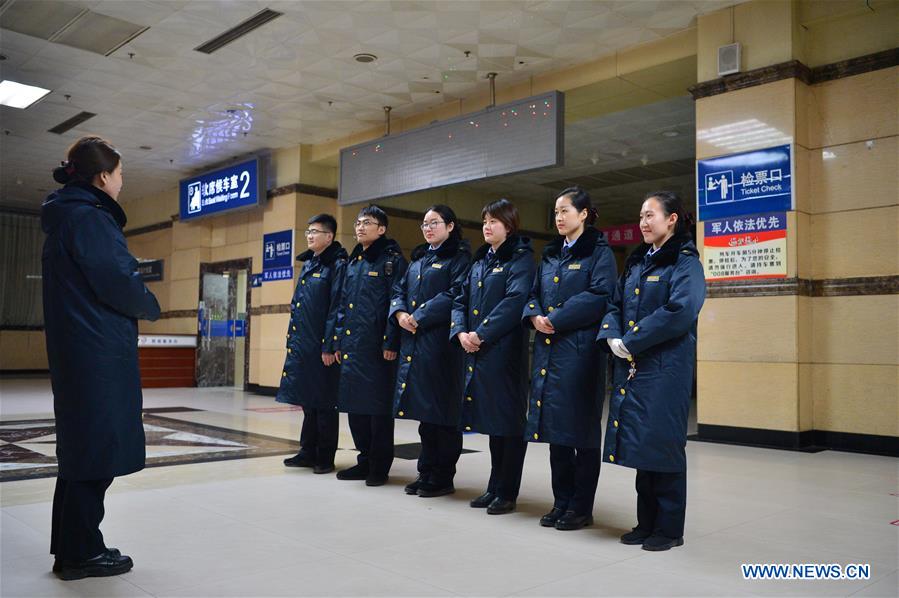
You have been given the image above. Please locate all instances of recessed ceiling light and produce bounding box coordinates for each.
[661,130,679,138]
[0,80,51,109]
[353,53,377,63]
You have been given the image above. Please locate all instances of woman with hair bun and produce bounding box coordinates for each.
[598,190,706,552]
[42,136,160,580]
[522,186,617,531]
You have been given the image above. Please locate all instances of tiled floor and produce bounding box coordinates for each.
[1,376,896,597]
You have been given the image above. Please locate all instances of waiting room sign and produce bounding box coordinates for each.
[179,158,263,221]
[697,145,792,221]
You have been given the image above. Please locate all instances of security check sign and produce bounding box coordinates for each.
[697,145,793,221]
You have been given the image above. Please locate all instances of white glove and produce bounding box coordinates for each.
[607,338,632,360]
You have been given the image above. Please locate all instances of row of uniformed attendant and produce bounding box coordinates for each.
[277,188,705,551]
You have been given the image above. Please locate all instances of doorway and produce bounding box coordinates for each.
[197,258,251,388]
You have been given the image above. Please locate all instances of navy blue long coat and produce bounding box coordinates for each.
[390,237,470,425]
[276,241,347,409]
[41,183,160,481]
[597,235,705,473]
[521,227,617,448]
[336,236,407,416]
[453,236,535,436]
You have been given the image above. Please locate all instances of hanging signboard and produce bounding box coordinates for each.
[703,212,787,281]
[697,144,792,221]
[179,157,263,221]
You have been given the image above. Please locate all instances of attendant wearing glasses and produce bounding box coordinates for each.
[522,186,617,531]
[334,206,407,486]
[453,199,535,514]
[278,214,347,474]
[391,205,471,497]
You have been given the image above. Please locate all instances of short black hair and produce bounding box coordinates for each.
[358,205,388,228]
[308,213,336,234]
[425,204,462,243]
[481,198,520,235]
[644,190,689,237]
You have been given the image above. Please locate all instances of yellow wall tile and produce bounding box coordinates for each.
[126,228,171,261]
[808,136,899,214]
[806,67,899,148]
[697,361,802,431]
[168,278,200,311]
[811,295,899,366]
[698,295,800,363]
[697,8,735,83]
[799,0,899,67]
[810,363,898,436]
[810,206,898,279]
[170,248,210,282]
[260,279,294,306]
[263,193,297,234]
[617,29,697,76]
[137,317,195,335]
[249,315,262,350]
[798,361,814,430]
[0,331,47,370]
[259,313,291,351]
[795,210,812,280]
[695,78,795,160]
[172,220,212,250]
[258,348,288,388]
[733,0,796,72]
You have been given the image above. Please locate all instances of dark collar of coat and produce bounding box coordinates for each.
[474,234,524,262]
[625,233,697,269]
[296,241,346,266]
[543,226,602,259]
[68,182,127,229]
[410,235,466,262]
[349,235,401,263]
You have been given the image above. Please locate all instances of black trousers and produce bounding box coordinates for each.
[299,407,339,466]
[549,445,601,515]
[486,435,527,500]
[50,477,113,562]
[636,469,687,539]
[417,422,463,487]
[348,413,395,476]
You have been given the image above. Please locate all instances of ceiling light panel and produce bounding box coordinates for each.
[0,79,51,108]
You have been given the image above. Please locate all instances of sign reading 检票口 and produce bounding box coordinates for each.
[697,144,792,221]
[703,212,787,281]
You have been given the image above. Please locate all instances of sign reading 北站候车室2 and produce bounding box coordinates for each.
[179,158,263,221]
[261,230,293,282]
[697,145,792,221]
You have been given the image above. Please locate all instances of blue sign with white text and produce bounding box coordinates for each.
[179,158,262,221]
[263,267,293,282]
[697,144,792,220]
[263,230,293,271]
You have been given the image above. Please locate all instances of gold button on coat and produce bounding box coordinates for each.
[466,396,472,402]
[533,433,539,440]
[412,301,417,307]
[614,420,619,427]
[465,426,472,431]
[478,281,483,287]
[628,320,635,326]
[545,338,551,345]
[620,388,626,395]
[406,356,412,362]
[473,309,479,315]
[401,383,406,389]
[609,455,615,462]
[547,306,554,312]
[553,276,559,283]
[536,400,541,407]
[349,303,354,309]
[634,288,640,295]
[602,323,609,329]
[468,366,473,372]
[343,354,348,360]
[633,326,639,332]
[346,330,351,335]
[398,411,404,416]
[540,368,546,376]
[529,303,535,309]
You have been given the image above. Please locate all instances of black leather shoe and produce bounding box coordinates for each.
[539,507,565,527]
[405,476,426,495]
[555,511,593,530]
[486,497,516,515]
[54,548,120,573]
[469,491,495,508]
[417,482,455,497]
[365,473,388,487]
[283,452,314,468]
[56,549,133,581]
[313,464,335,474]
[336,464,369,480]
[642,535,684,551]
[620,528,652,545]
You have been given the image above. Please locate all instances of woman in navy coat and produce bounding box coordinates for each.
[277,213,347,474]
[334,206,407,486]
[391,205,471,498]
[522,186,617,531]
[42,137,159,579]
[597,191,706,552]
[453,199,535,514]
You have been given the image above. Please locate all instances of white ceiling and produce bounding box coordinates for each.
[0,0,738,211]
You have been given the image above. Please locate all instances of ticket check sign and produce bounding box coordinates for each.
[697,144,793,221]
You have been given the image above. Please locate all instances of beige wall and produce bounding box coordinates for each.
[0,331,47,370]
[696,1,898,438]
